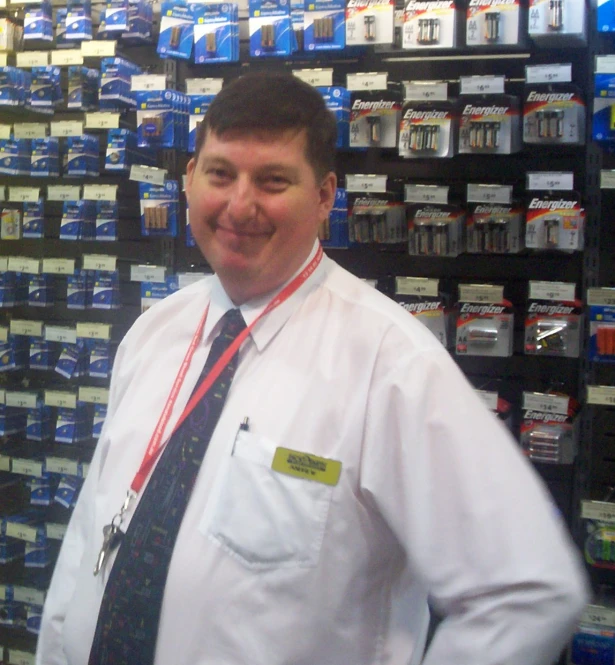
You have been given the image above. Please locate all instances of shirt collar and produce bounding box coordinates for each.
[204,240,328,352]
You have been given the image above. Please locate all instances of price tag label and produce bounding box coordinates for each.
[460,75,505,95]
[9,459,43,480]
[0,50,6,63]
[13,123,47,140]
[0,124,11,140]
[9,321,43,337]
[0,585,7,600]
[525,63,572,85]
[13,586,44,606]
[395,277,439,297]
[81,40,116,57]
[345,174,388,193]
[347,72,388,92]
[466,184,512,205]
[587,385,615,407]
[522,391,569,415]
[129,165,167,186]
[85,112,119,130]
[82,184,118,201]
[0,327,7,343]
[527,172,574,191]
[47,186,81,202]
[46,522,67,540]
[185,77,224,95]
[131,265,167,282]
[0,258,7,272]
[44,326,77,344]
[476,390,498,411]
[0,388,3,404]
[82,254,117,272]
[16,51,49,68]
[292,69,333,87]
[459,284,504,304]
[131,74,167,91]
[588,288,615,306]
[45,457,79,476]
[5,391,38,409]
[581,604,615,629]
[8,187,40,203]
[50,120,84,137]
[403,80,448,102]
[404,184,449,204]
[81,462,90,477]
[51,49,84,66]
[0,455,10,472]
[7,650,36,665]
[42,258,75,275]
[582,501,615,524]
[44,391,77,409]
[76,323,111,341]
[596,56,615,74]
[177,272,208,288]
[7,257,40,274]
[601,170,615,189]
[529,281,576,301]
[78,387,109,404]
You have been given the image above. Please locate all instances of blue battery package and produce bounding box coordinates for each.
[188,94,215,152]
[22,200,44,238]
[0,404,26,436]
[55,475,82,508]
[68,66,99,110]
[192,2,239,63]
[98,0,129,35]
[0,67,29,107]
[100,57,141,108]
[304,0,345,51]
[29,476,53,506]
[31,137,59,177]
[158,0,194,59]
[140,275,179,311]
[26,404,54,442]
[0,139,30,175]
[29,339,56,370]
[0,335,28,370]
[93,404,107,438]
[95,200,118,240]
[66,134,99,177]
[55,8,68,45]
[321,187,349,248]
[593,71,615,145]
[29,66,62,109]
[92,270,121,310]
[105,128,156,171]
[65,0,93,40]
[317,86,349,147]
[55,403,91,444]
[60,200,96,240]
[67,270,93,309]
[136,90,188,149]
[87,339,111,377]
[140,180,179,237]
[23,0,53,41]
[598,0,615,32]
[28,274,54,308]
[249,0,292,57]
[123,0,154,43]
[55,340,85,378]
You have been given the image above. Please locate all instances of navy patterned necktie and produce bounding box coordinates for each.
[88,308,247,665]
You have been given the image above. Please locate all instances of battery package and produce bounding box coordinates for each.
[587,288,615,363]
[140,181,179,237]
[520,395,579,464]
[303,0,345,50]
[528,0,586,45]
[593,61,615,145]
[24,1,53,42]
[525,192,585,252]
[466,0,525,46]
[321,187,349,249]
[459,95,521,154]
[402,0,460,49]
[399,101,456,158]
[394,276,450,347]
[407,203,465,257]
[598,0,615,32]
[318,86,351,148]
[523,85,585,146]
[345,0,395,46]
[524,292,583,358]
[249,0,292,57]
[347,191,406,244]
[192,2,239,63]
[350,89,402,149]
[467,202,524,253]
[157,0,194,59]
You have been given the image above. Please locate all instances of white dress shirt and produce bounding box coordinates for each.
[37,243,589,665]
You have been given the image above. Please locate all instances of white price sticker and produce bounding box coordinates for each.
[0,258,8,272]
[51,49,84,66]
[130,165,167,186]
[13,123,47,140]
[8,187,40,203]
[522,391,569,415]
[186,78,224,95]
[581,605,615,629]
[42,258,75,275]
[0,124,11,140]
[0,389,3,404]
[460,75,505,95]
[582,502,615,524]
[82,184,118,201]
[529,281,576,302]
[0,585,7,600]
[45,457,79,476]
[131,74,167,91]
[395,277,439,297]
[44,391,77,409]
[527,172,574,191]
[81,40,116,57]
[13,586,44,606]
[82,462,90,477]
[44,326,77,344]
[347,72,388,92]
[525,63,572,85]
[0,52,6,64]
[47,186,81,202]
[292,69,333,87]
[85,112,119,130]
[459,284,504,304]
[345,174,388,193]
[466,184,512,205]
[46,522,68,540]
[7,257,40,274]
[588,288,615,306]
[5,391,38,409]
[403,80,448,102]
[7,650,36,665]
[601,170,615,189]
[82,254,117,272]
[9,460,43,481]
[0,327,7,343]
[596,56,615,74]
[76,323,111,341]
[16,51,49,68]
[177,272,208,288]
[587,386,615,407]
[0,455,10,472]
[50,120,83,137]
[404,184,449,204]
[476,390,498,411]
[131,265,167,283]
[9,321,43,337]
[78,387,109,404]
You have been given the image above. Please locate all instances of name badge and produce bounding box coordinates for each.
[272,447,342,486]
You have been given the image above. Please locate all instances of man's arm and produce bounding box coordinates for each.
[361,344,589,665]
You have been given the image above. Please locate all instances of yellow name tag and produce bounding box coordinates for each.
[272,448,342,486]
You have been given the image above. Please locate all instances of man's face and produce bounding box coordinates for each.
[185,128,336,304]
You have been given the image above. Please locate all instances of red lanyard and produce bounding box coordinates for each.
[130,245,324,495]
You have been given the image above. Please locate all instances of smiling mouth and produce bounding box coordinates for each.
[215,224,271,239]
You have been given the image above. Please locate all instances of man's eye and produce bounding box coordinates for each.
[262,176,289,189]
[207,168,231,180]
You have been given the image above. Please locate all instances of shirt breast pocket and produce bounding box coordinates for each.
[201,430,334,570]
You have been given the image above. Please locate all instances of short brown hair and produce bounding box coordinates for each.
[193,72,338,181]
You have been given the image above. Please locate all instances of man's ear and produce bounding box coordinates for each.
[185,158,196,205]
[319,171,337,220]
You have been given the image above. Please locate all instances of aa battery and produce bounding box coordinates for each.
[417,17,439,44]
[534,110,565,138]
[364,14,376,41]
[144,205,169,230]
[314,16,334,42]
[473,218,510,253]
[468,121,501,149]
[549,0,563,30]
[261,23,275,48]
[408,124,440,151]
[484,12,500,42]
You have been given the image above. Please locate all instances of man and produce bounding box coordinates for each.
[37,72,588,665]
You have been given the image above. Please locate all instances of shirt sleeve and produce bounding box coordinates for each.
[360,344,590,665]
[35,340,127,665]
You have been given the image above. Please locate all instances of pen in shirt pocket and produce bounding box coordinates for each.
[231,417,250,454]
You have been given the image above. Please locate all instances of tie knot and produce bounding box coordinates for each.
[220,308,246,339]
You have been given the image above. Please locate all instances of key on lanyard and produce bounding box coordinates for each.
[94,523,123,576]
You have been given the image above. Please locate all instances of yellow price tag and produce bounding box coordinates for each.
[271,448,341,486]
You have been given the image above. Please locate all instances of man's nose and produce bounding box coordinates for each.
[227,177,257,223]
